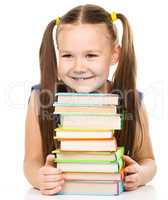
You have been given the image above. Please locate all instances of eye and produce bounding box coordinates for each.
[62,54,72,58]
[86,54,98,58]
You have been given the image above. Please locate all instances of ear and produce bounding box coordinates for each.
[58,75,61,81]
[57,73,61,81]
[110,44,121,65]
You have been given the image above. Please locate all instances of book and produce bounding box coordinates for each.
[52,92,125,195]
[58,180,124,195]
[54,104,117,113]
[56,158,123,173]
[59,113,123,130]
[52,147,124,161]
[54,127,114,139]
[58,138,117,152]
[63,171,124,181]
[55,92,119,106]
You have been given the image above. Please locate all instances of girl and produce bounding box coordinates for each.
[24,4,157,195]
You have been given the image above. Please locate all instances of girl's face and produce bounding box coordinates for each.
[57,23,119,93]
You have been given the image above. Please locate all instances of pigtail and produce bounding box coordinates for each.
[38,20,59,161]
[36,5,143,161]
[112,14,141,156]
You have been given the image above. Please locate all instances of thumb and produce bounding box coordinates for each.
[122,155,136,165]
[45,154,55,167]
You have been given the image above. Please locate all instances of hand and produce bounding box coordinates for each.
[38,154,64,195]
[123,155,143,191]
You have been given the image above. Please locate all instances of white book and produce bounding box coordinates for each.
[55,129,114,139]
[59,138,117,152]
[60,114,122,130]
[57,162,120,173]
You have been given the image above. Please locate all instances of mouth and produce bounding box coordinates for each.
[70,76,95,80]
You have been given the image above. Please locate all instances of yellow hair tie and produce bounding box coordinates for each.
[55,17,61,25]
[111,12,117,22]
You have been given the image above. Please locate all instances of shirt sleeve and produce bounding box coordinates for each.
[132,101,155,162]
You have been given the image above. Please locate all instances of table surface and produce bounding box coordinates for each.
[0,180,162,200]
[24,185,158,200]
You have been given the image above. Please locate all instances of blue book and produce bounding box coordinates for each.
[54,92,119,106]
[57,180,124,196]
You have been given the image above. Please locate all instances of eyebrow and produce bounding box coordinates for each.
[59,50,102,53]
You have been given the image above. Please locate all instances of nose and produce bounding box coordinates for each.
[73,57,86,75]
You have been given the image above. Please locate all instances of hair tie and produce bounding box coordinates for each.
[55,17,61,25]
[111,12,117,22]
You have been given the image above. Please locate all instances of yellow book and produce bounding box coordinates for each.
[54,128,114,139]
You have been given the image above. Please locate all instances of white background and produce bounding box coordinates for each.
[0,0,167,199]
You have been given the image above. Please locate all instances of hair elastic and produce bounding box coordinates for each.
[55,17,61,25]
[111,12,117,22]
[55,12,117,25]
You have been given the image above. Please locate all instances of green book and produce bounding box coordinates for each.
[52,147,124,162]
[55,158,124,173]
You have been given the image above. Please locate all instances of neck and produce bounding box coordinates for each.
[95,80,112,93]
[65,80,113,93]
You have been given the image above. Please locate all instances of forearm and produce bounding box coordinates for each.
[138,159,157,186]
[23,159,43,189]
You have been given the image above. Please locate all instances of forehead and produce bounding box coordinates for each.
[57,24,111,50]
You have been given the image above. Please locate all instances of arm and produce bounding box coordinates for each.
[123,102,157,191]
[23,90,44,188]
[138,158,157,186]
[23,90,64,195]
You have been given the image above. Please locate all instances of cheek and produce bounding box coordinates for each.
[92,63,110,76]
[58,61,71,75]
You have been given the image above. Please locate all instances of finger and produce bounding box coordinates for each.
[125,174,138,183]
[42,180,64,190]
[124,165,138,174]
[42,168,62,175]
[124,181,137,189]
[124,186,138,191]
[122,155,137,165]
[45,154,55,167]
[41,186,62,195]
[43,174,64,182]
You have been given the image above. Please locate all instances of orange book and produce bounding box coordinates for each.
[63,171,124,181]
[54,105,116,113]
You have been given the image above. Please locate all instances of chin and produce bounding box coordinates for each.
[75,88,93,93]
[72,86,95,93]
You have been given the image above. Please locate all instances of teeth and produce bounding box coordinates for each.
[72,77,93,80]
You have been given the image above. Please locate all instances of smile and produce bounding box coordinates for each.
[71,76,95,80]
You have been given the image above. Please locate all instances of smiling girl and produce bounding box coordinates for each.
[24,4,157,195]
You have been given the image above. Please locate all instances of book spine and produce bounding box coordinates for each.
[54,158,116,163]
[118,159,124,172]
[59,112,121,116]
[56,138,115,141]
[119,181,124,194]
[55,92,118,96]
[55,128,114,132]
[54,102,118,106]
[115,147,124,161]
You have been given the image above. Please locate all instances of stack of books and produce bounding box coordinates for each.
[52,92,124,195]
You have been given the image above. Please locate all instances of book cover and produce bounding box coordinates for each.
[52,147,124,162]
[55,92,119,106]
[59,114,123,130]
[58,180,124,195]
[54,127,114,139]
[54,104,117,113]
[58,138,117,152]
[63,171,124,181]
[55,158,124,173]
